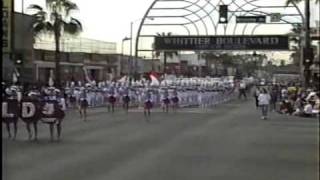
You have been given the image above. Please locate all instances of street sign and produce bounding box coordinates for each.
[154,35,289,51]
[270,13,282,22]
[236,16,266,23]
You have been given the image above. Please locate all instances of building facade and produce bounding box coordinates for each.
[2,12,126,84]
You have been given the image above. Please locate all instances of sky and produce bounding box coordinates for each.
[15,0,153,54]
[15,0,320,62]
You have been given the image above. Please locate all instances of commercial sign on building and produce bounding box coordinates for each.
[2,0,12,53]
[236,16,266,23]
[154,35,289,51]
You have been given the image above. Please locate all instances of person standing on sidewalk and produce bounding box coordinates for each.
[258,88,271,120]
[270,86,278,112]
[238,80,247,100]
[253,86,260,109]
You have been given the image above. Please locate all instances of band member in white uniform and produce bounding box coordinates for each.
[143,89,153,118]
[168,88,178,112]
[108,85,116,113]
[160,87,170,113]
[121,86,130,112]
[79,87,88,121]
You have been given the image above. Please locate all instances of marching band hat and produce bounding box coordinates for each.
[5,88,12,95]
[28,92,38,96]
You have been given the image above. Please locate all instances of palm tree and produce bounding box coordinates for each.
[154,32,178,74]
[219,53,236,75]
[29,0,82,87]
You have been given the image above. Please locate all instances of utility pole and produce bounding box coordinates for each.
[304,0,312,88]
[197,51,202,77]
[129,22,133,78]
[22,0,24,14]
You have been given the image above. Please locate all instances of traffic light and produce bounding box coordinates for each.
[219,5,228,23]
[303,47,314,66]
[14,53,23,65]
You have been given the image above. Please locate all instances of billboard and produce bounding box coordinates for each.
[2,0,13,53]
[154,35,289,51]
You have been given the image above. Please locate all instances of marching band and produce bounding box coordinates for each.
[2,75,253,141]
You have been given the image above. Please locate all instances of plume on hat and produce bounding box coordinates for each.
[48,69,54,87]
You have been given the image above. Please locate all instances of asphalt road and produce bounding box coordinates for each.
[2,99,319,180]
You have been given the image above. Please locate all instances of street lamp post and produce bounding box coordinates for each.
[22,0,24,14]
[122,37,130,75]
[127,18,154,79]
[197,51,202,77]
[130,22,133,77]
[304,0,312,88]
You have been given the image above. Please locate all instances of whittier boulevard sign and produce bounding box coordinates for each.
[154,35,289,51]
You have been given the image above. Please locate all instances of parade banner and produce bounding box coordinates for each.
[41,100,64,123]
[2,99,19,123]
[2,99,65,123]
[154,35,289,51]
[2,0,13,53]
[20,99,42,122]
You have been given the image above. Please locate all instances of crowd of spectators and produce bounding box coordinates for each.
[255,83,319,118]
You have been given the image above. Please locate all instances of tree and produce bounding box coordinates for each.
[287,24,303,66]
[220,53,236,75]
[280,59,286,66]
[202,52,223,75]
[29,0,82,87]
[154,32,178,74]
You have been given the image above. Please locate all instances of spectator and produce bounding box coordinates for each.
[300,101,314,117]
[253,87,260,109]
[270,87,278,112]
[258,88,271,120]
[278,100,294,115]
[281,86,288,101]
[292,97,304,116]
[238,80,247,100]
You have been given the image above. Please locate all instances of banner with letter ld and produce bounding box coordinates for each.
[154,35,289,51]
[2,99,65,124]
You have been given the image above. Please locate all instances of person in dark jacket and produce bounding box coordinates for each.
[270,87,278,112]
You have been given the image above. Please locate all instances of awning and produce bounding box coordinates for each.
[34,61,83,68]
